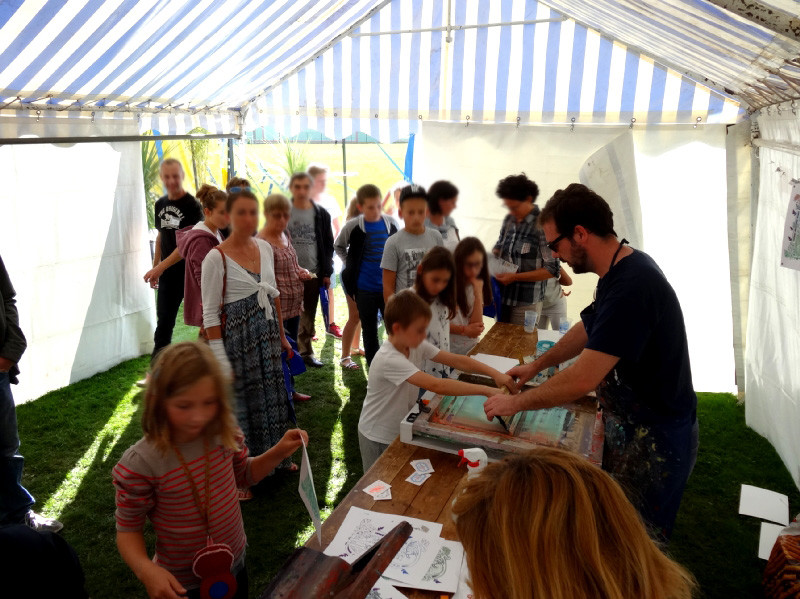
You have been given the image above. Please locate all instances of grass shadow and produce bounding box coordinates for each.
[338,357,367,503]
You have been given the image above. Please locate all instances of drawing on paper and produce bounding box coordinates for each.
[391,536,431,571]
[782,183,800,271]
[341,519,387,559]
[422,545,452,583]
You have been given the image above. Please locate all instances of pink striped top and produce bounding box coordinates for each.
[113,434,254,589]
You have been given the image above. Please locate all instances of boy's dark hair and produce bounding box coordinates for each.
[414,246,457,319]
[356,184,382,205]
[384,289,432,333]
[539,183,617,238]
[398,183,428,206]
[289,172,313,187]
[427,180,459,215]
[454,237,492,318]
[495,173,539,203]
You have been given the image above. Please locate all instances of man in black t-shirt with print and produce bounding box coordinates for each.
[143,159,202,366]
[485,183,699,541]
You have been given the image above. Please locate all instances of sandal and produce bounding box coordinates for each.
[350,347,365,356]
[340,357,361,370]
[238,488,253,502]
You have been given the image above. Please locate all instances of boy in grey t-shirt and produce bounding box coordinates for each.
[380,185,443,303]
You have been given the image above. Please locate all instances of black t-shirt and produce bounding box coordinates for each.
[154,193,202,266]
[581,249,697,426]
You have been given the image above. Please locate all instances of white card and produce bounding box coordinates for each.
[366,578,408,599]
[374,487,392,500]
[406,472,432,486]
[364,480,391,498]
[385,538,465,593]
[324,506,443,564]
[739,484,790,526]
[471,353,520,375]
[297,439,322,545]
[410,459,434,473]
[758,522,784,560]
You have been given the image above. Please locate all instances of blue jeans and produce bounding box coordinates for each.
[0,371,34,525]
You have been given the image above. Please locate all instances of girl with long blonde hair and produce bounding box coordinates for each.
[452,447,696,599]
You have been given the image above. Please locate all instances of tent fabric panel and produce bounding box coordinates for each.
[249,0,742,141]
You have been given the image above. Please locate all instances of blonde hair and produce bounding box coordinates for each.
[263,193,291,216]
[143,342,239,454]
[346,197,360,220]
[452,448,697,599]
[307,163,328,178]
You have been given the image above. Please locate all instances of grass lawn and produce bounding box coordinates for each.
[15,289,800,597]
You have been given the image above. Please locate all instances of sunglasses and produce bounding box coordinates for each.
[547,233,569,253]
[228,186,251,193]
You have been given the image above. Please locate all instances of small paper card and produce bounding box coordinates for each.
[758,522,784,560]
[364,480,391,499]
[410,459,434,473]
[298,439,322,544]
[739,484,790,526]
[374,487,392,500]
[406,472,432,486]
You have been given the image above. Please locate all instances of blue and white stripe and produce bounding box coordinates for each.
[250,0,745,141]
[4,0,798,139]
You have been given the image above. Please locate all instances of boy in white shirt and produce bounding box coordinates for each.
[358,289,518,471]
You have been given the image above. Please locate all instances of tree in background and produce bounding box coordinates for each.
[185,127,211,187]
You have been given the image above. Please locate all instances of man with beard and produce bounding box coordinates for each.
[484,183,699,542]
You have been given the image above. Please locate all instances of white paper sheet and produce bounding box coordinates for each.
[758,522,784,560]
[391,538,465,593]
[470,353,519,375]
[381,530,449,585]
[324,507,443,564]
[297,439,322,544]
[366,578,409,599]
[739,484,790,526]
[452,555,474,599]
[536,329,563,344]
[780,182,800,271]
[487,255,519,277]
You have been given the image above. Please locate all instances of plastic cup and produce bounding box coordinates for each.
[558,317,572,335]
[524,310,539,333]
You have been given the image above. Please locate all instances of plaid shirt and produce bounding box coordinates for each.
[493,205,560,306]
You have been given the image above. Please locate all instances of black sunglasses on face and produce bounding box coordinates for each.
[547,233,569,253]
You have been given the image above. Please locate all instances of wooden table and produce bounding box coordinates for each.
[302,322,542,598]
[306,439,467,599]
[468,321,539,362]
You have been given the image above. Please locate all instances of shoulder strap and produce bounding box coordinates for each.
[215,247,227,307]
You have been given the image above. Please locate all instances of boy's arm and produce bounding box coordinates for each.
[117,531,186,599]
[333,220,353,261]
[249,429,308,483]
[382,269,396,304]
[433,350,517,392]
[407,371,497,398]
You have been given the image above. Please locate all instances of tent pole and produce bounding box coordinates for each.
[342,138,349,208]
[227,138,235,178]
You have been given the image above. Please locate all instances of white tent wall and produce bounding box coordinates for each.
[745,112,800,487]
[413,121,736,392]
[0,118,155,404]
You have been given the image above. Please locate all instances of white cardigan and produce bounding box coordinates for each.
[201,239,281,329]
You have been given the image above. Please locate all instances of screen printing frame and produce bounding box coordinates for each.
[400,393,604,465]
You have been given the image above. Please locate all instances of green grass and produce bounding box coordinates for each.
[15,296,800,597]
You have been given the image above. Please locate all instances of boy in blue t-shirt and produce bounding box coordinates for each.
[335,184,398,365]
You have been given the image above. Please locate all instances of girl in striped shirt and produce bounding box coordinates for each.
[113,342,308,599]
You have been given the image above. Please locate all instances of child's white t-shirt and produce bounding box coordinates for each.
[358,339,441,445]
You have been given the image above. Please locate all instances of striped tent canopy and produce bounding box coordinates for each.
[1,0,798,140]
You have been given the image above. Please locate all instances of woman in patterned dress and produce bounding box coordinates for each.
[201,187,297,474]
[257,193,314,401]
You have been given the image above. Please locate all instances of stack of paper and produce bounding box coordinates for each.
[324,506,471,595]
[738,484,791,560]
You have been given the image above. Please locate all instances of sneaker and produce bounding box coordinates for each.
[25,510,63,533]
[327,323,343,338]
